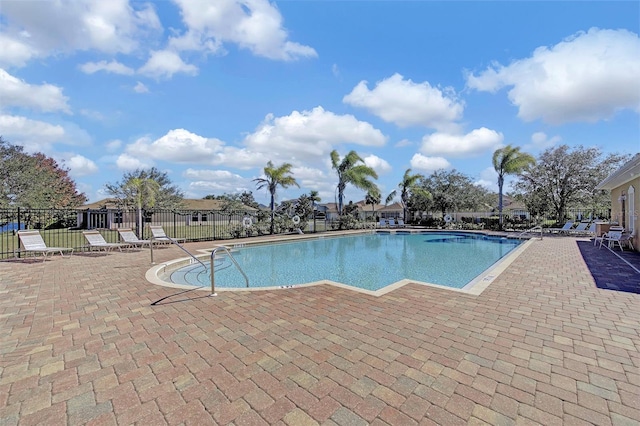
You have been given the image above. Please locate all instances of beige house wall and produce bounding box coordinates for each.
[609,176,639,251]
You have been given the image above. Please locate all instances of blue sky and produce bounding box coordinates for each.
[1,1,639,206]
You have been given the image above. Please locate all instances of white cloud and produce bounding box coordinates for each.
[133,81,149,93]
[0,115,91,153]
[80,109,106,121]
[122,108,387,174]
[126,129,224,162]
[184,169,251,196]
[420,127,503,158]
[244,106,387,163]
[0,69,71,113]
[0,115,65,149]
[394,139,413,148]
[363,154,392,175]
[138,50,198,79]
[79,60,134,75]
[290,166,328,191]
[65,154,99,176]
[0,0,161,66]
[0,33,38,67]
[475,167,498,191]
[171,0,317,61]
[183,169,245,181]
[116,153,153,170]
[343,73,464,130]
[467,28,640,124]
[409,154,451,173]
[525,132,562,152]
[105,139,122,152]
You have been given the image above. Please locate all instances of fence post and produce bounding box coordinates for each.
[17,207,22,258]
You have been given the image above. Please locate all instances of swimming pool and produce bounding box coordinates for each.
[159,232,525,292]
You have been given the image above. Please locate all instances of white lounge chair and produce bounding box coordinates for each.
[549,221,574,234]
[397,219,405,227]
[117,228,152,248]
[388,218,397,228]
[149,225,185,244]
[378,219,387,228]
[569,221,590,235]
[82,230,131,252]
[17,230,73,261]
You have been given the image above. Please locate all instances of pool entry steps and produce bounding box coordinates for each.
[210,246,249,295]
[149,234,249,296]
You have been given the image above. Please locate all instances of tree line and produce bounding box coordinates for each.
[1,136,629,234]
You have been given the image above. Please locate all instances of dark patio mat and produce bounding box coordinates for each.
[577,240,640,294]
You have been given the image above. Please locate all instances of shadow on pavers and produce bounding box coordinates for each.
[576,240,640,294]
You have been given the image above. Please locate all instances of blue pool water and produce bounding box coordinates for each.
[168,232,522,291]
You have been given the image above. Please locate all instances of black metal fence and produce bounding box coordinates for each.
[0,208,330,259]
[411,207,612,231]
[1,207,612,259]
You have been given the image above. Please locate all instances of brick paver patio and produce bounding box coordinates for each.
[1,236,639,425]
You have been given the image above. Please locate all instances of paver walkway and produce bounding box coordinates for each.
[1,236,639,425]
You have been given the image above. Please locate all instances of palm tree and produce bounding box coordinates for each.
[386,168,426,223]
[123,177,160,237]
[492,145,535,229]
[308,190,321,232]
[308,190,321,216]
[365,188,381,222]
[330,150,378,216]
[253,161,299,234]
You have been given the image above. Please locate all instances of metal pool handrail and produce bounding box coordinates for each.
[210,246,249,296]
[149,236,208,271]
[516,225,543,240]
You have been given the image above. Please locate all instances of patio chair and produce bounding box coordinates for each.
[149,225,185,244]
[17,230,73,261]
[378,219,387,228]
[569,221,590,236]
[594,225,623,246]
[117,228,152,248]
[599,229,634,251]
[82,230,131,252]
[549,220,574,234]
[397,219,405,227]
[388,218,397,228]
[585,222,597,237]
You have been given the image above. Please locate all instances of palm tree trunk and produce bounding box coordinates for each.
[498,175,504,230]
[270,192,275,234]
[137,202,143,238]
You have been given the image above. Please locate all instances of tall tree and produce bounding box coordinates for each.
[0,137,87,208]
[386,168,428,222]
[330,150,378,216]
[365,188,381,220]
[105,167,184,235]
[128,177,160,237]
[253,161,299,234]
[514,145,629,223]
[205,192,259,211]
[106,168,183,210]
[308,190,321,217]
[417,169,492,217]
[492,145,535,229]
